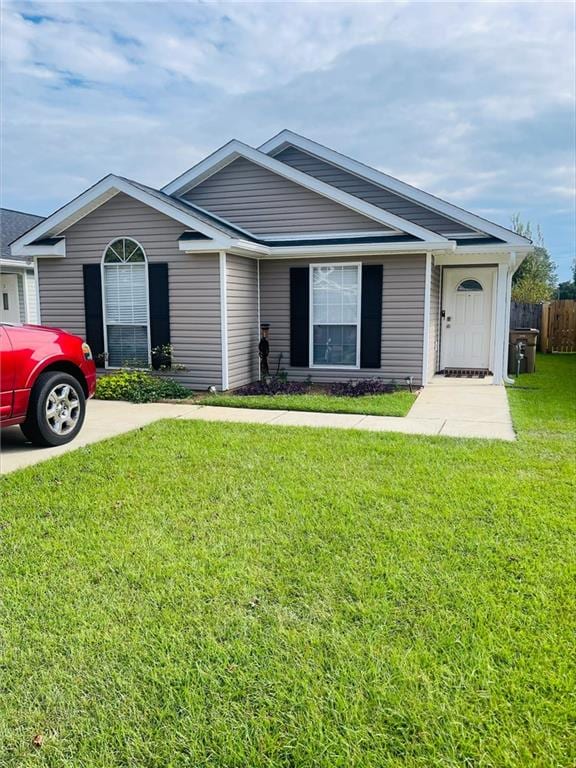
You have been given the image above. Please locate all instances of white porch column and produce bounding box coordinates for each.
[219,251,229,391]
[492,263,509,384]
[421,252,432,385]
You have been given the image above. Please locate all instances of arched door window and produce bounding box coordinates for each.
[102,238,149,367]
[457,279,483,292]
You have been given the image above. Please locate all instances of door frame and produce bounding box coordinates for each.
[0,273,21,324]
[439,265,498,372]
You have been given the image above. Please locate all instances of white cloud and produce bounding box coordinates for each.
[1,0,574,276]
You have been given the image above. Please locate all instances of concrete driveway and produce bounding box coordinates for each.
[0,399,198,475]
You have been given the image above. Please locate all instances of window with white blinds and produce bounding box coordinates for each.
[102,239,149,367]
[310,264,361,367]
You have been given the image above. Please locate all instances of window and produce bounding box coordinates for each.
[310,264,361,367]
[457,279,483,292]
[102,238,149,367]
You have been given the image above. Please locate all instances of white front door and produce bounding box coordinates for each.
[0,274,21,324]
[441,267,495,370]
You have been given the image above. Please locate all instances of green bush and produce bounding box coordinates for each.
[95,371,191,403]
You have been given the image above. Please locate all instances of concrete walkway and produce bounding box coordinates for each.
[0,380,514,474]
[407,376,515,441]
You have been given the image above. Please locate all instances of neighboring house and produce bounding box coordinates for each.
[10,130,533,389]
[1,208,44,324]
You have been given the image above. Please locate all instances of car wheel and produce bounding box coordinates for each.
[21,371,86,447]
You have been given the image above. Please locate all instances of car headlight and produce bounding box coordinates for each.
[82,342,93,361]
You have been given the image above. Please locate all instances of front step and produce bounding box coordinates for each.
[441,368,492,379]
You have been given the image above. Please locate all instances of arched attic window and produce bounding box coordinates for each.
[102,238,149,367]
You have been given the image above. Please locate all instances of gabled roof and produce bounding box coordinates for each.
[161,140,448,243]
[1,207,44,260]
[9,175,262,257]
[258,130,531,247]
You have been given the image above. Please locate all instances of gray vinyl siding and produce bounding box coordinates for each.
[259,254,426,386]
[226,254,259,389]
[275,146,477,236]
[37,192,222,390]
[182,157,392,236]
[428,264,441,380]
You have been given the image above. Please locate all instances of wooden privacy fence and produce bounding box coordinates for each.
[510,301,542,331]
[510,300,576,352]
[540,300,576,353]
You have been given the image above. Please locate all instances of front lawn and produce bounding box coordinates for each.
[200,389,416,416]
[1,355,574,767]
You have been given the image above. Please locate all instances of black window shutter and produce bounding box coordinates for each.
[82,264,105,363]
[148,263,171,352]
[289,267,309,367]
[360,264,383,368]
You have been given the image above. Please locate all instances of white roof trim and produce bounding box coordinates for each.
[259,130,531,246]
[161,140,447,242]
[179,239,456,259]
[10,175,235,256]
[0,258,34,269]
[179,238,268,256]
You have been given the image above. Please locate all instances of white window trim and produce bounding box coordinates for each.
[309,262,362,370]
[101,237,151,370]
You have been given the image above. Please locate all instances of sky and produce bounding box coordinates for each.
[1,0,575,279]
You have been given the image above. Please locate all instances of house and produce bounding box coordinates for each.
[1,208,43,324]
[10,130,532,390]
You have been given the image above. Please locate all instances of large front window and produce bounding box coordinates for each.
[311,264,361,367]
[103,238,149,368]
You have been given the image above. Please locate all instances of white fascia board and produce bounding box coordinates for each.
[180,239,454,260]
[161,140,241,196]
[259,130,531,247]
[436,245,532,267]
[161,140,446,242]
[9,175,234,255]
[263,240,455,259]
[179,238,268,256]
[0,258,33,269]
[11,240,66,258]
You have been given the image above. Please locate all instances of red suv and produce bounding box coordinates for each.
[0,323,96,447]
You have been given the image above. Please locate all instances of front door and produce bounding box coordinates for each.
[441,267,495,370]
[0,274,21,324]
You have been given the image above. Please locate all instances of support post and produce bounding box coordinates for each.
[219,251,229,391]
[492,262,509,384]
[421,252,432,386]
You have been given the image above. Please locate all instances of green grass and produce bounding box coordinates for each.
[199,389,416,417]
[1,354,574,767]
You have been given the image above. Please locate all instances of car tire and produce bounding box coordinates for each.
[20,371,86,447]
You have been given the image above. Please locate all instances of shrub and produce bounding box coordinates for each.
[329,378,397,397]
[235,376,310,396]
[95,371,191,403]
